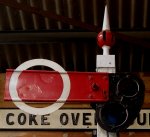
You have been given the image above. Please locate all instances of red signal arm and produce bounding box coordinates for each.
[4,69,109,102]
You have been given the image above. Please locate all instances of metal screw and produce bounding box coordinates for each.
[92,83,99,91]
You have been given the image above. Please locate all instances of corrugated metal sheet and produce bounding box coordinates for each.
[0,0,149,31]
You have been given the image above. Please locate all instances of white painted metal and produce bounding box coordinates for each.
[96,55,116,137]
[96,5,117,137]
[102,45,110,55]
[96,55,115,73]
[102,6,110,31]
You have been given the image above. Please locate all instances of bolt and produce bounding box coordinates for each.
[103,90,108,99]
[88,94,94,99]
[103,76,108,80]
[92,83,99,91]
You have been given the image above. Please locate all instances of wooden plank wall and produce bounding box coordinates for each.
[0,73,150,137]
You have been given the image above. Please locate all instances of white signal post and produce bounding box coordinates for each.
[96,5,117,137]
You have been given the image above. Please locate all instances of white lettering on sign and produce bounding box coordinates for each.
[0,109,149,130]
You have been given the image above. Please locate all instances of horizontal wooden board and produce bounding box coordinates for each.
[0,109,96,130]
[0,108,149,130]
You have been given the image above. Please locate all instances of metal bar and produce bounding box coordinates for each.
[0,32,97,43]
[26,45,32,59]
[93,0,98,26]
[71,43,77,70]
[5,6,15,30]
[96,5,117,137]
[15,44,22,64]
[5,70,109,102]
[118,0,122,28]
[60,43,66,68]
[79,0,85,22]
[37,43,44,70]
[0,31,150,46]
[141,48,144,71]
[118,45,123,72]
[83,43,88,71]
[67,0,73,29]
[129,46,133,72]
[29,0,38,30]
[17,0,27,30]
[49,43,55,61]
[55,0,62,29]
[42,0,50,30]
[3,45,11,67]
[0,9,3,30]
[143,0,148,28]
[130,0,135,28]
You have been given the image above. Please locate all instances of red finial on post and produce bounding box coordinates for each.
[97,5,115,55]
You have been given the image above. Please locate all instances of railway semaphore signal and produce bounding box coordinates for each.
[4,4,145,137]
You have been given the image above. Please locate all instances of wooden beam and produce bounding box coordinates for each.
[0,32,97,44]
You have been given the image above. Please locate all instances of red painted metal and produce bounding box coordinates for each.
[97,30,115,48]
[4,69,109,102]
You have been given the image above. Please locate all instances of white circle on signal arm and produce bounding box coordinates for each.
[9,59,71,115]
